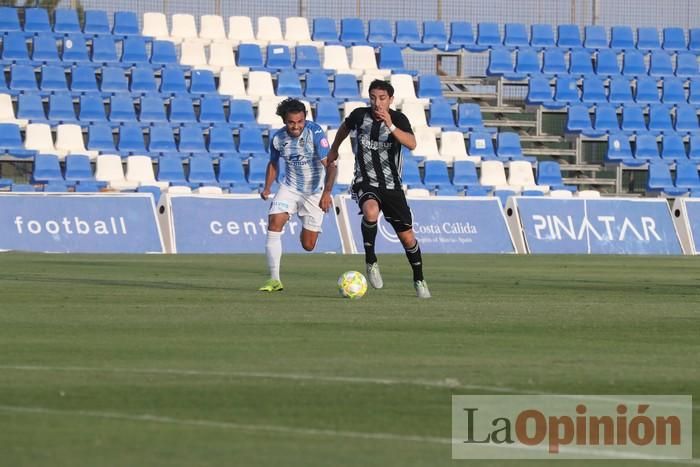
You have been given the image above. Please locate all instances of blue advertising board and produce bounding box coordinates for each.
[340,196,515,254]
[168,195,343,253]
[0,193,163,253]
[684,200,700,254]
[516,197,682,255]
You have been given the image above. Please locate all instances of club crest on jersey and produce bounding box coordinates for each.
[320,138,329,148]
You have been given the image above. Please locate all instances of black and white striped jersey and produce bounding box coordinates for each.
[344,107,414,190]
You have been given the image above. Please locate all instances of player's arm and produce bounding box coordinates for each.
[326,121,350,165]
[389,123,416,151]
[319,158,336,212]
[261,147,280,200]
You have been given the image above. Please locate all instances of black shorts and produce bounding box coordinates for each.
[351,182,413,233]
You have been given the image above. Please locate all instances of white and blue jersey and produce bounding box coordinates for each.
[269,121,330,194]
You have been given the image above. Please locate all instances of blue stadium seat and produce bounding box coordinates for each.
[148,123,177,153]
[177,125,207,154]
[610,26,634,50]
[691,135,700,161]
[64,154,96,184]
[529,24,555,49]
[608,77,634,105]
[368,19,394,47]
[79,94,107,123]
[31,33,60,63]
[32,154,64,184]
[648,103,674,133]
[661,77,686,104]
[595,49,620,76]
[43,181,70,192]
[417,74,445,101]
[40,64,69,93]
[423,20,450,50]
[160,66,188,96]
[168,96,197,125]
[605,132,636,165]
[553,76,580,106]
[138,95,167,124]
[113,11,140,37]
[333,73,360,100]
[451,160,481,190]
[1,32,30,63]
[622,49,647,77]
[634,132,661,161]
[581,76,607,104]
[396,20,430,51]
[312,18,339,44]
[566,103,593,134]
[449,21,476,51]
[468,131,496,160]
[117,123,147,154]
[121,37,150,66]
[150,40,178,66]
[675,161,700,190]
[340,18,367,46]
[662,27,686,51]
[476,22,500,49]
[70,65,98,94]
[11,184,38,192]
[91,36,119,65]
[636,27,661,52]
[74,181,103,192]
[400,156,424,188]
[649,50,674,77]
[541,48,567,76]
[276,70,303,97]
[265,44,293,71]
[83,10,111,37]
[593,103,621,135]
[660,133,687,161]
[9,64,39,94]
[187,155,219,186]
[0,7,21,34]
[569,49,595,77]
[423,160,453,191]
[378,44,416,75]
[428,100,457,130]
[100,66,128,94]
[486,48,512,76]
[189,69,217,96]
[557,24,582,48]
[526,76,554,107]
[54,9,80,35]
[690,78,700,104]
[634,76,660,104]
[647,161,686,194]
[156,155,187,185]
[304,71,331,99]
[48,93,77,122]
[584,25,608,49]
[87,123,117,153]
[246,154,269,189]
[61,34,90,64]
[217,156,248,187]
[130,65,158,95]
[675,104,699,133]
[503,23,528,49]
[676,52,699,78]
[294,45,324,73]
[537,161,575,191]
[621,104,647,133]
[108,94,136,124]
[238,127,267,156]
[237,43,264,69]
[314,98,340,127]
[690,28,700,55]
[0,123,36,158]
[228,99,257,127]
[24,8,51,35]
[496,132,526,161]
[208,126,239,156]
[199,96,227,126]
[457,103,490,133]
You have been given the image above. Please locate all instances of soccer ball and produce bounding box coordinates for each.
[337,271,368,299]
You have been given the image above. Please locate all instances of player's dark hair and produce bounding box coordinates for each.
[276,97,307,119]
[368,79,394,97]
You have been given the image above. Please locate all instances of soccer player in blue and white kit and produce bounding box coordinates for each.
[259,98,336,292]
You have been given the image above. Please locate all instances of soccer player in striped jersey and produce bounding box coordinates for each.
[325,80,431,298]
[259,98,336,292]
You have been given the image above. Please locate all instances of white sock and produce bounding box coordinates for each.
[266,230,283,281]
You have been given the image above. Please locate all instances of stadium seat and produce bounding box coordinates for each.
[1,32,30,63]
[0,7,21,34]
[78,94,107,123]
[476,22,501,49]
[156,155,187,186]
[171,13,199,44]
[396,20,431,51]
[662,27,686,51]
[423,20,451,50]
[32,33,60,64]
[479,160,510,191]
[285,17,323,49]
[0,123,36,157]
[91,36,119,65]
[636,27,661,52]
[648,104,674,134]
[113,11,140,37]
[486,48,513,76]
[503,23,529,49]
[525,76,554,107]
[70,65,99,94]
[9,64,39,94]
[452,160,483,191]
[294,45,324,72]
[206,40,241,73]
[675,103,700,133]
[608,77,634,105]
[622,49,647,77]
[87,123,117,154]
[130,65,158,95]
[621,104,647,133]
[142,12,170,42]
[199,15,226,44]
[218,69,248,100]
[649,50,674,77]
[150,40,178,66]
[675,161,700,190]
[660,133,687,161]
[314,98,341,128]
[553,76,580,106]
[95,154,139,190]
[378,44,416,76]
[557,24,582,48]
[126,154,169,189]
[117,123,147,154]
[661,77,686,104]
[449,21,476,51]
[198,96,227,126]
[138,96,167,124]
[496,132,527,161]
[423,160,453,192]
[159,66,188,96]
[390,74,425,108]
[56,123,96,159]
[238,127,267,156]
[566,103,593,134]
[400,157,424,188]
[690,28,700,55]
[351,45,390,78]
[256,97,284,128]
[368,19,394,47]
[647,161,686,195]
[32,154,64,184]
[178,125,207,154]
[439,131,473,164]
[333,73,360,100]
[83,10,111,37]
[48,93,77,122]
[690,135,700,161]
[595,49,620,76]
[593,103,621,135]
[100,66,128,94]
[109,94,137,124]
[217,156,248,188]
[304,71,332,100]
[53,8,80,35]
[605,132,636,165]
[468,132,496,161]
[508,160,546,192]
[0,93,27,127]
[148,123,177,153]
[428,100,457,130]
[237,43,264,70]
[189,69,218,96]
[168,96,197,125]
[246,70,275,103]
[179,40,210,70]
[457,103,491,133]
[541,48,567,76]
[228,16,258,46]
[581,76,607,104]
[208,126,239,156]
[64,154,96,184]
[24,122,56,155]
[569,49,595,77]
[61,34,90,64]
[40,64,69,93]
[676,52,700,78]
[258,16,293,48]
[246,155,270,190]
[339,18,367,46]
[537,160,576,191]
[530,24,555,49]
[634,132,661,161]
[690,78,700,104]
[635,76,660,104]
[24,8,51,35]
[312,18,339,44]
[265,44,293,71]
[584,25,608,49]
[610,26,634,50]
[227,99,257,127]
[417,74,446,101]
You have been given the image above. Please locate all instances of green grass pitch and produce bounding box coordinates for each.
[0,253,698,466]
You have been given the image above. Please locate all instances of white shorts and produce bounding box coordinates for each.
[268,184,324,232]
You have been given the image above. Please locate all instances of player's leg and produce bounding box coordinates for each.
[260,212,288,292]
[298,191,324,251]
[352,184,383,288]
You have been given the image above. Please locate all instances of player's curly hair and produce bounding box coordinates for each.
[368,79,394,97]
[276,97,307,119]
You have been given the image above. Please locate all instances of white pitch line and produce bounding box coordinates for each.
[0,365,697,412]
[0,405,697,464]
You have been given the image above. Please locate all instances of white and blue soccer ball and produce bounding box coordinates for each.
[338,271,368,299]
